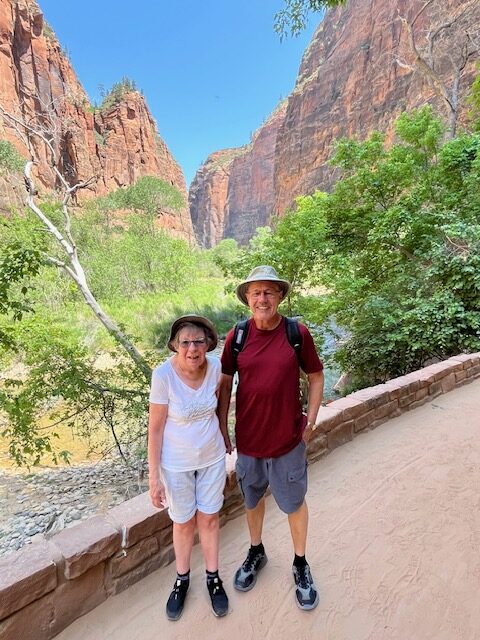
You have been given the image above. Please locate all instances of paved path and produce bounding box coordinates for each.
[58,380,480,640]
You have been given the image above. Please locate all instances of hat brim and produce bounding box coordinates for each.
[236,280,291,306]
[167,315,218,352]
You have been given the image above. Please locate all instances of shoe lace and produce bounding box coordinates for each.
[208,577,225,596]
[172,579,187,598]
[243,548,262,572]
[295,566,311,590]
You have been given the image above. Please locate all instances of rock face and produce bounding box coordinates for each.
[0,0,193,241]
[190,102,287,247]
[190,0,479,246]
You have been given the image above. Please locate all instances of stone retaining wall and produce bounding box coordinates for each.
[1,352,479,640]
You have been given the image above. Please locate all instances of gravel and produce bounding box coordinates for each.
[0,460,149,557]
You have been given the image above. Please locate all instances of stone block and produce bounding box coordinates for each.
[307,433,328,456]
[225,469,238,492]
[106,492,170,548]
[398,391,416,409]
[50,563,107,636]
[0,564,106,640]
[428,380,443,397]
[354,409,376,432]
[349,384,391,410]
[157,525,173,548]
[0,540,57,621]
[415,387,429,402]
[403,370,430,389]
[107,550,167,596]
[315,405,344,433]
[428,362,460,381]
[223,504,246,522]
[449,353,480,369]
[408,396,429,411]
[50,515,120,580]
[441,372,456,394]
[466,364,480,378]
[109,536,159,578]
[373,399,399,421]
[455,370,467,384]
[0,594,55,640]
[327,395,366,420]
[327,421,354,450]
[386,374,421,395]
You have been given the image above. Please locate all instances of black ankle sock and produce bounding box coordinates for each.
[251,542,265,555]
[293,554,307,568]
[206,569,219,581]
[177,570,190,583]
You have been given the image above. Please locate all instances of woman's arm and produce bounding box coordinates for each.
[148,402,168,508]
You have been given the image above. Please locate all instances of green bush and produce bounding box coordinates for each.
[0,140,25,173]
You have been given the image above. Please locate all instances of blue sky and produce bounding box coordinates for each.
[39,1,321,186]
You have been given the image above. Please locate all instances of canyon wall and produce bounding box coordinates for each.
[191,0,479,246]
[0,0,193,240]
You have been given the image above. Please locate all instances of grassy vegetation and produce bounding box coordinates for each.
[0,140,25,173]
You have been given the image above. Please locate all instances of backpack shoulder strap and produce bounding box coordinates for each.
[232,319,250,372]
[285,317,303,367]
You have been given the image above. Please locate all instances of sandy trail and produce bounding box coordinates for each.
[57,380,480,640]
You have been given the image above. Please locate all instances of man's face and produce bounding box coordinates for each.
[245,280,283,324]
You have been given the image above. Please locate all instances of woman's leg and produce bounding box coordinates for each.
[173,516,196,574]
[196,511,220,572]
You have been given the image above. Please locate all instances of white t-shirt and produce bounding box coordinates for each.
[149,355,225,472]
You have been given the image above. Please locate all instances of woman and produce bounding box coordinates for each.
[148,314,232,621]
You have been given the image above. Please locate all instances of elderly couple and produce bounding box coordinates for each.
[148,266,324,621]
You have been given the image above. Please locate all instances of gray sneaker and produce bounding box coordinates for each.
[292,564,319,610]
[233,547,268,592]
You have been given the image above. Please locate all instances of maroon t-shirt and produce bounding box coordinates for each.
[221,317,323,458]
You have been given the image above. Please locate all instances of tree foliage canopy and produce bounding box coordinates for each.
[217,106,480,388]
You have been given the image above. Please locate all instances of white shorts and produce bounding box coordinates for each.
[161,458,226,524]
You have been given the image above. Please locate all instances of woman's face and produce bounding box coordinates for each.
[175,326,209,370]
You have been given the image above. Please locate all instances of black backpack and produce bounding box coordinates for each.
[231,316,303,372]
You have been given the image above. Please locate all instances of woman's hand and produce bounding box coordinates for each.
[149,475,167,509]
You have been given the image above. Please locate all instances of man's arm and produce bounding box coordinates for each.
[217,373,234,454]
[303,370,324,443]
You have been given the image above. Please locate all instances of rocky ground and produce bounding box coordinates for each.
[0,460,149,558]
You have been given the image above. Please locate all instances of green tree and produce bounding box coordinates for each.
[219,107,480,388]
[315,107,480,385]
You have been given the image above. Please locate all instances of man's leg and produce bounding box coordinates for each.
[287,499,308,555]
[246,496,266,545]
[234,456,269,592]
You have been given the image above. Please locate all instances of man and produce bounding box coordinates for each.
[218,265,324,611]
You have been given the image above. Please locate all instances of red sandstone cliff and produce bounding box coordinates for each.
[190,0,479,246]
[0,0,193,241]
[189,102,287,247]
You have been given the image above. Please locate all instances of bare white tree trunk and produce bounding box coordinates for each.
[1,104,152,382]
[22,162,152,380]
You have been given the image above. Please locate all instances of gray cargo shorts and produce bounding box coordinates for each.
[235,439,308,514]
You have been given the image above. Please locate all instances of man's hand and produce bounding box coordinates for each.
[149,476,167,509]
[302,421,318,444]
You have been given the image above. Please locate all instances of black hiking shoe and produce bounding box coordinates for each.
[166,578,189,621]
[292,563,319,610]
[207,576,229,617]
[233,547,268,592]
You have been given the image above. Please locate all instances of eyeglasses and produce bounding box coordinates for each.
[178,339,207,349]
